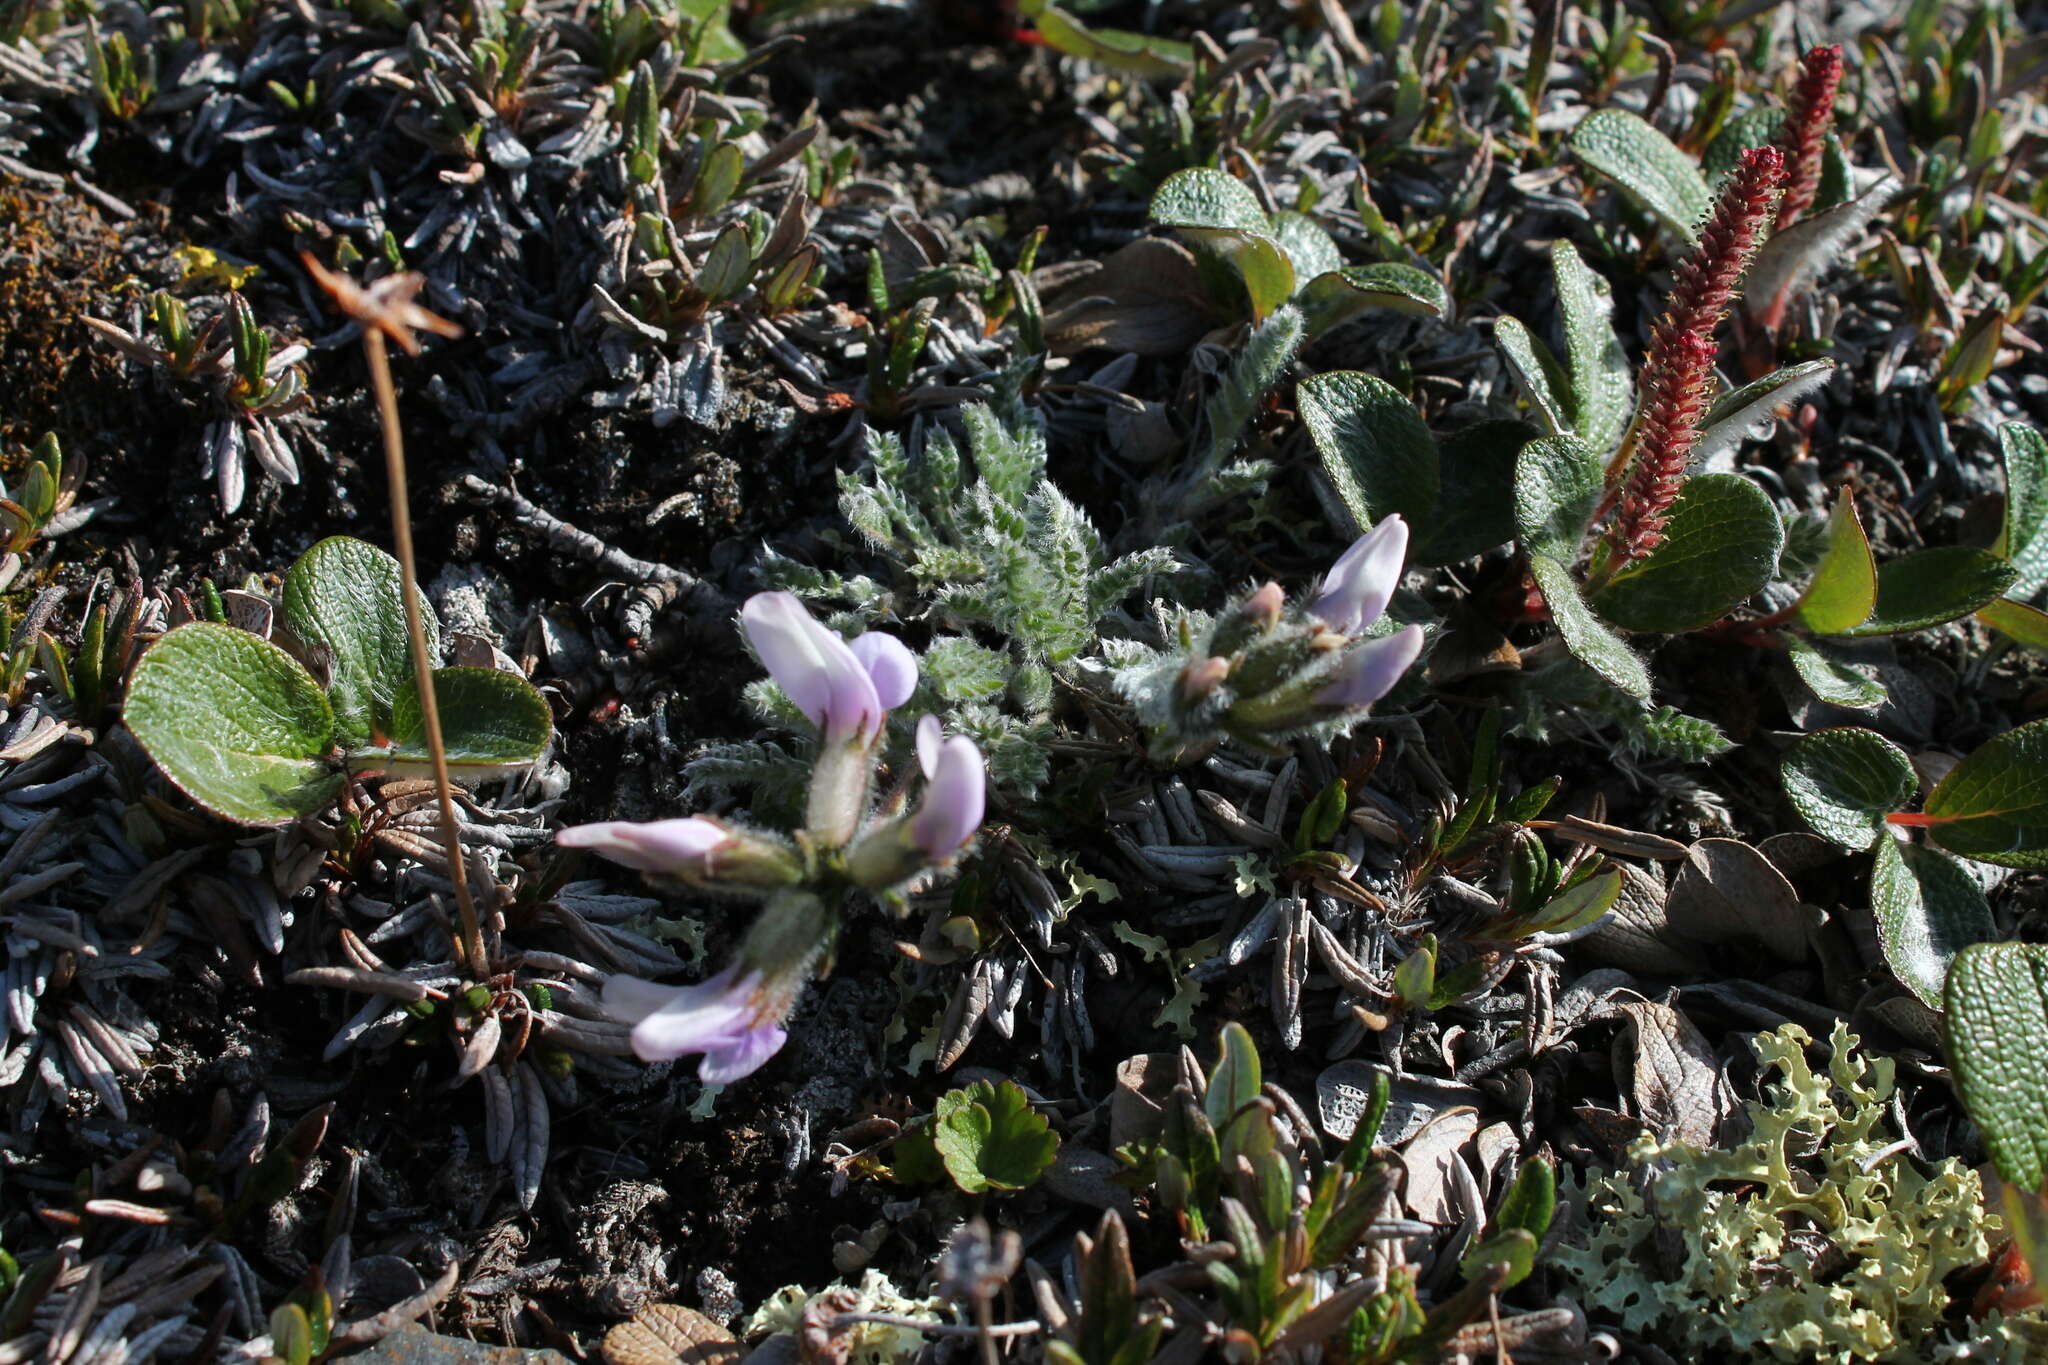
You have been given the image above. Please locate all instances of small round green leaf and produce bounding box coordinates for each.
[125,622,342,825]
[1782,633,1886,710]
[281,536,440,748]
[1923,718,2048,868]
[1832,546,2018,637]
[1301,371,1439,533]
[1780,726,1916,850]
[1872,837,1995,1007]
[1591,474,1784,633]
[1946,942,2048,1188]
[1568,108,1712,245]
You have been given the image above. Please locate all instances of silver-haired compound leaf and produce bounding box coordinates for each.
[1512,434,1602,559]
[1148,167,1270,234]
[1833,547,2018,637]
[125,622,342,825]
[1527,554,1651,700]
[1298,264,1448,338]
[1550,242,1633,455]
[1872,837,1995,1007]
[374,667,554,779]
[1922,718,2048,869]
[1301,371,1439,533]
[1568,108,1712,246]
[281,536,439,749]
[1590,474,1784,633]
[1999,422,2048,601]
[1946,942,2048,1187]
[1780,726,1916,850]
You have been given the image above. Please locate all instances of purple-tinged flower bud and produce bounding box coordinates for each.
[912,736,985,861]
[1244,580,1285,629]
[1179,655,1231,704]
[557,816,802,890]
[1314,624,1425,708]
[742,592,915,743]
[1311,515,1409,637]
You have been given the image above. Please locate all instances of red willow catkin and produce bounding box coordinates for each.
[1608,145,1786,564]
[1773,44,1844,231]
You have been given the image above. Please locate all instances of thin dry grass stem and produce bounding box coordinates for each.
[305,255,487,979]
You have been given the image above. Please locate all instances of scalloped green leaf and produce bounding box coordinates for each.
[1873,837,1995,1007]
[368,667,553,778]
[1590,474,1784,633]
[1946,942,2048,1187]
[1550,242,1632,454]
[1999,422,2048,601]
[1782,632,1886,710]
[1833,546,2018,637]
[932,1079,1060,1193]
[1795,493,1878,634]
[1569,108,1712,245]
[1922,718,2048,869]
[1781,726,1916,850]
[1528,554,1650,700]
[124,622,342,825]
[1512,434,1602,559]
[1302,371,1438,533]
[281,536,439,749]
[1298,263,1447,337]
[1149,168,1269,233]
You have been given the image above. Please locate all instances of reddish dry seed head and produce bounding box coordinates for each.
[1609,147,1786,561]
[1774,45,1844,230]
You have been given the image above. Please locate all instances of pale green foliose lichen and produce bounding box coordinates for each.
[1556,1020,2042,1363]
[743,1268,950,1365]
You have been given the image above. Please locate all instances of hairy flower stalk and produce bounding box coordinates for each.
[1607,146,1785,565]
[1773,45,1844,232]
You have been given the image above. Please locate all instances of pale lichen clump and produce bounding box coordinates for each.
[1558,1021,2037,1363]
[743,1269,951,1365]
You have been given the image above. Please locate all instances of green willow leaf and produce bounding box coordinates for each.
[1782,633,1886,710]
[1492,314,1570,435]
[1794,493,1878,634]
[1834,546,2018,637]
[1780,726,1916,850]
[1946,942,2048,1188]
[1148,167,1268,233]
[1872,837,1995,1007]
[281,536,439,748]
[124,622,342,825]
[1550,241,1632,454]
[367,667,554,778]
[1512,434,1602,560]
[1298,264,1448,338]
[1528,554,1651,700]
[1569,108,1712,245]
[1591,474,1783,633]
[1301,371,1438,533]
[1999,422,2048,601]
[1417,419,1531,565]
[1922,718,2048,869]
[1980,597,2048,654]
